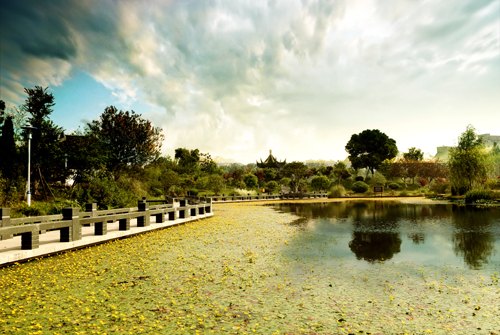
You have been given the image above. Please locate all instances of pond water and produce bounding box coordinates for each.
[274,201,500,270]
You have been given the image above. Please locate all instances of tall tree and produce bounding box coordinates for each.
[88,106,164,170]
[490,142,500,177]
[331,161,351,185]
[448,125,492,189]
[281,161,309,192]
[174,148,200,175]
[0,101,17,179]
[0,114,17,179]
[390,158,420,185]
[21,86,67,190]
[345,129,398,176]
[418,159,449,185]
[403,147,424,161]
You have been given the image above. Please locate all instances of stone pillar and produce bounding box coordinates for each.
[168,210,175,221]
[119,217,130,230]
[156,212,165,223]
[84,203,97,227]
[0,208,12,240]
[21,225,39,250]
[61,208,81,242]
[137,201,150,227]
[85,203,97,217]
[94,221,107,235]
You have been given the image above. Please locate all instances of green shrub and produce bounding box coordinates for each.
[465,189,491,203]
[195,176,209,190]
[351,181,369,193]
[170,185,185,196]
[485,179,498,190]
[451,183,470,196]
[429,179,451,194]
[343,178,354,190]
[149,187,163,198]
[370,173,386,186]
[311,175,330,191]
[267,181,279,192]
[279,178,291,186]
[388,183,399,190]
[235,181,246,189]
[243,174,258,188]
[233,188,256,196]
[328,185,346,198]
[47,200,82,215]
[355,176,364,182]
[16,202,49,217]
[399,190,408,197]
[188,188,199,196]
[74,176,135,209]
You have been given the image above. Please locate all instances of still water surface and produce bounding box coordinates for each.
[274,201,500,270]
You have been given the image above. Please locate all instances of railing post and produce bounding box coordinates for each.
[138,200,150,227]
[205,197,212,213]
[84,203,97,227]
[61,208,81,242]
[85,203,97,217]
[0,208,12,240]
[90,203,107,235]
[21,224,39,250]
[95,219,107,235]
[156,210,165,223]
[168,209,176,221]
[119,215,130,230]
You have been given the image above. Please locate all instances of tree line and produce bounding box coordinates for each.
[1,87,499,212]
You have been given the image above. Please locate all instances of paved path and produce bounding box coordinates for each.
[0,212,213,267]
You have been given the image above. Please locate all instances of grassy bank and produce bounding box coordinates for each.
[1,202,499,334]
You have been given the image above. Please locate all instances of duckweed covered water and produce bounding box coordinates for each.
[0,201,499,334]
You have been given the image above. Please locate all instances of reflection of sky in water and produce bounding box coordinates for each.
[274,201,500,270]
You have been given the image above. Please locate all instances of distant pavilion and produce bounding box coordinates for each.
[256,150,286,170]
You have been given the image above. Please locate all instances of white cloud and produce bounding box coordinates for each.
[1,0,499,162]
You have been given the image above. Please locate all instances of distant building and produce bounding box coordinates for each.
[257,150,286,170]
[479,133,500,147]
[433,133,499,162]
[434,146,451,162]
[305,159,338,167]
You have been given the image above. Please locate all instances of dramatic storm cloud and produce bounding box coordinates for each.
[1,0,499,162]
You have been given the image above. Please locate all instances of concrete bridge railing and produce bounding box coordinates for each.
[0,197,212,250]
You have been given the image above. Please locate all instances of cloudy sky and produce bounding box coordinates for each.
[1,0,499,163]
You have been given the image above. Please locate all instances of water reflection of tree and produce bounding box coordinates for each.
[347,202,404,262]
[274,201,500,268]
[349,232,402,262]
[407,232,425,244]
[451,205,497,269]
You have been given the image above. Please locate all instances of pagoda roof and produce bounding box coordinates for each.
[256,150,286,169]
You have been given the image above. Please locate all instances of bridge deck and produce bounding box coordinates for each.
[0,212,213,267]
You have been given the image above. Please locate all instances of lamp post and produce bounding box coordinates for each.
[21,124,37,206]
